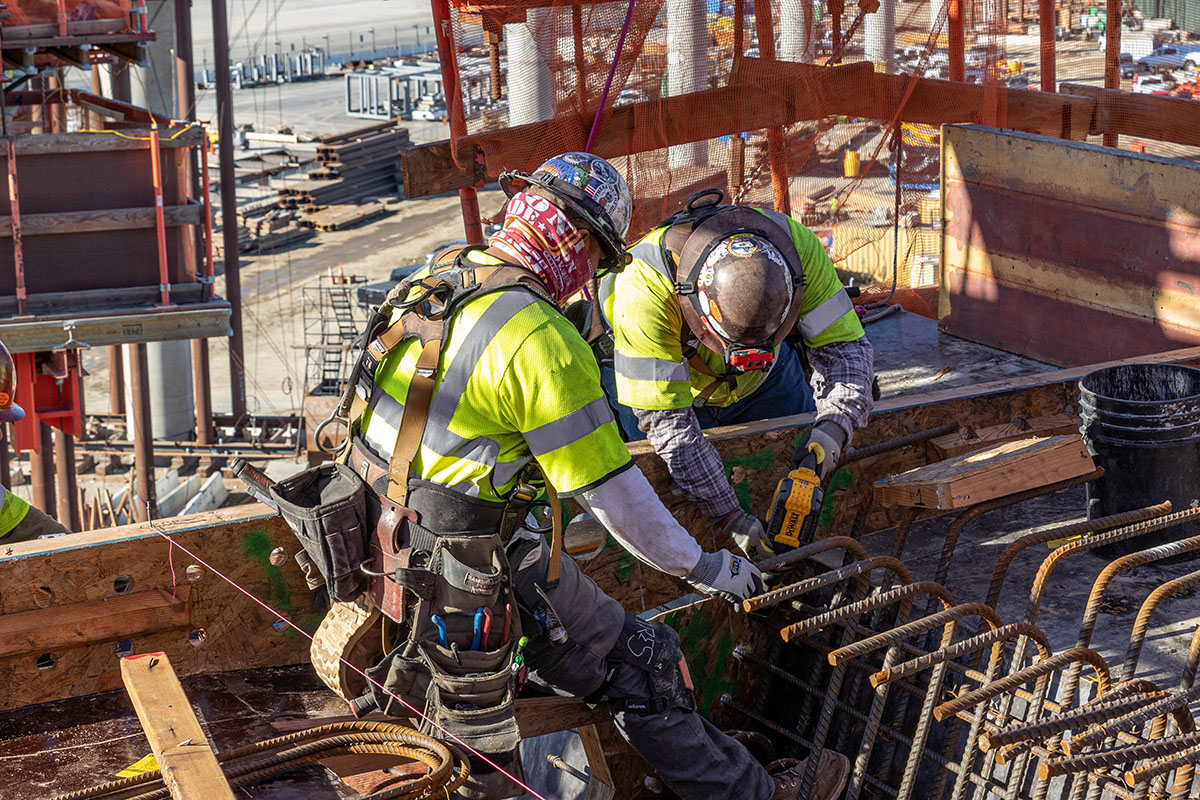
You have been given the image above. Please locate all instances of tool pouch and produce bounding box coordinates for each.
[269,463,368,603]
[416,533,520,755]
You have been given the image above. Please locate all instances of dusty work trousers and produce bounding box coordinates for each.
[507,529,775,800]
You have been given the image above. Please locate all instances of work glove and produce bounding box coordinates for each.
[801,420,849,481]
[687,549,764,605]
[723,509,773,562]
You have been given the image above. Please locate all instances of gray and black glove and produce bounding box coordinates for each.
[687,549,764,605]
[802,420,849,481]
[723,509,772,562]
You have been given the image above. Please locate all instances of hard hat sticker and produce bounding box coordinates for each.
[698,263,716,287]
[727,234,760,257]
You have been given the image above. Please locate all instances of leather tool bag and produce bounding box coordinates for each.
[269,462,369,603]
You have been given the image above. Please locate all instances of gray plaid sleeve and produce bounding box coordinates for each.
[633,406,741,522]
[807,336,875,440]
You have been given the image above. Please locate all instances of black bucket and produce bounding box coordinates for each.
[1079,363,1200,558]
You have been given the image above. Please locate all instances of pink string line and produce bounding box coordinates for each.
[146,521,548,800]
[584,0,637,153]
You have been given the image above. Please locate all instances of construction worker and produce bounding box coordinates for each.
[599,191,874,561]
[0,341,69,542]
[350,154,848,799]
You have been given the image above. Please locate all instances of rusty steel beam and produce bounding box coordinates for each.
[54,428,79,531]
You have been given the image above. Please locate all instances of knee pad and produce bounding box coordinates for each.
[596,614,697,715]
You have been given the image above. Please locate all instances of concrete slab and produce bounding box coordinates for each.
[865,309,1056,400]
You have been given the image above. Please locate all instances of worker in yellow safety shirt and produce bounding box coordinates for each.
[0,340,69,542]
[348,154,849,800]
[598,190,874,562]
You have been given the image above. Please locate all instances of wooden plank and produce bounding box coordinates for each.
[401,61,872,199]
[578,724,614,787]
[874,435,1095,509]
[929,413,1081,459]
[120,652,236,800]
[0,588,189,658]
[400,61,1095,199]
[0,302,232,354]
[1060,83,1200,148]
[0,201,203,237]
[740,57,1094,140]
[0,126,203,155]
[939,124,1200,366]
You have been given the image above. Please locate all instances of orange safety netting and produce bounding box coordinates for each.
[3,0,131,28]
[442,0,1197,296]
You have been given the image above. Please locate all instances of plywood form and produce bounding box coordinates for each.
[0,505,315,712]
[875,435,1095,509]
[120,652,236,800]
[939,124,1200,366]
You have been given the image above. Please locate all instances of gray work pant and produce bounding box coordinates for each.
[507,531,775,800]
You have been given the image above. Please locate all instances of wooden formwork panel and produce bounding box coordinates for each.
[938,124,1200,367]
[0,127,203,299]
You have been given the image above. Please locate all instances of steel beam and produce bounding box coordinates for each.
[210,0,247,419]
[129,343,156,521]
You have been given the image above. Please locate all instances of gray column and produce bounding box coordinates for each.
[930,0,949,31]
[505,9,553,125]
[866,0,897,71]
[779,0,814,63]
[667,0,707,168]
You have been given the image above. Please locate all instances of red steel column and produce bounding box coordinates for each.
[1039,0,1056,91]
[753,0,791,217]
[433,0,484,244]
[1103,0,1119,146]
[949,0,965,82]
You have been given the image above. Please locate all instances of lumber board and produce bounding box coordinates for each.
[120,652,236,800]
[1060,83,1200,148]
[0,302,232,353]
[739,57,1094,140]
[0,588,189,658]
[874,435,1095,509]
[1,126,203,155]
[400,60,1095,199]
[0,201,203,237]
[400,61,871,199]
[929,413,1081,459]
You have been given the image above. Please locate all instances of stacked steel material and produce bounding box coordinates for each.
[722,464,1200,800]
[278,122,410,211]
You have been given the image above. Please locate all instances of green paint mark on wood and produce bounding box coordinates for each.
[241,528,295,616]
[819,469,855,528]
[615,551,635,584]
[724,450,777,471]
[735,479,752,513]
[664,605,741,718]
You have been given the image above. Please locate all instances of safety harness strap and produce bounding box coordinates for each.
[386,337,440,505]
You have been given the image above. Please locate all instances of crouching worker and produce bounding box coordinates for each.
[599,190,874,561]
[309,154,849,800]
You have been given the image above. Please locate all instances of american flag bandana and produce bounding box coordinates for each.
[489,191,592,304]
